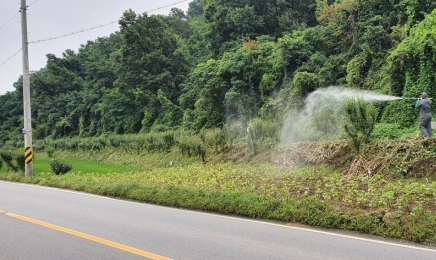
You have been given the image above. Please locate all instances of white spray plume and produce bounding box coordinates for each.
[280,86,401,145]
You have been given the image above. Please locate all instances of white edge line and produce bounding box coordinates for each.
[1,180,436,253]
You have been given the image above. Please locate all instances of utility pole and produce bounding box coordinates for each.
[21,0,33,176]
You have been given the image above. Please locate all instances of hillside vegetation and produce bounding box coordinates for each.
[1,0,436,144]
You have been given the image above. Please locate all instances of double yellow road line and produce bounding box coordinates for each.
[0,210,171,260]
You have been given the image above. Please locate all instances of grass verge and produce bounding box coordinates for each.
[1,161,435,246]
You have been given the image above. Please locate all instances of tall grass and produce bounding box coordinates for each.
[25,121,283,159]
[32,129,235,161]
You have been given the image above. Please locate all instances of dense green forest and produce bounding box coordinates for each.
[1,0,436,146]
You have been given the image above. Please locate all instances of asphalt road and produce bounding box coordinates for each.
[1,181,435,260]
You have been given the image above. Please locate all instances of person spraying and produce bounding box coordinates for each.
[415,92,433,138]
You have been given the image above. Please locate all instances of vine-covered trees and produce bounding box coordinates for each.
[202,0,317,55]
[114,10,191,132]
[383,9,436,127]
[1,0,435,143]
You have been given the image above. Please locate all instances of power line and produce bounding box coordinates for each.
[28,20,119,44]
[0,12,20,31]
[0,48,22,68]
[144,0,188,14]
[29,0,189,45]
[0,0,188,67]
[0,0,42,32]
[0,1,42,68]
[28,0,42,7]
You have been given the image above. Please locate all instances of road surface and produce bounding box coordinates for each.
[1,181,435,260]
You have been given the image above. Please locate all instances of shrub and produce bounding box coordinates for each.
[293,71,319,95]
[202,128,228,152]
[89,138,106,151]
[132,136,146,154]
[91,143,103,151]
[249,118,280,143]
[343,97,378,152]
[109,136,122,148]
[45,146,55,158]
[177,135,205,161]
[14,153,25,172]
[313,105,342,138]
[0,150,13,166]
[0,150,16,171]
[162,132,176,151]
[78,141,92,151]
[371,123,401,140]
[33,139,46,151]
[0,149,26,172]
[65,138,80,150]
[224,121,247,144]
[50,159,73,175]
[145,134,158,152]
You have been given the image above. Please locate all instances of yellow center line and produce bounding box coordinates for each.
[0,209,172,260]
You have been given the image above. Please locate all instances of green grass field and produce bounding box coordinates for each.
[1,158,138,174]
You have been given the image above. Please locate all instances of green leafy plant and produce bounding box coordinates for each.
[314,109,336,135]
[14,153,25,172]
[201,128,228,152]
[248,118,280,143]
[0,150,19,172]
[371,123,402,140]
[343,97,378,152]
[0,150,13,170]
[177,135,206,161]
[50,159,72,175]
[45,146,55,158]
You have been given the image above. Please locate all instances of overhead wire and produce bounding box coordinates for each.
[28,0,43,7]
[0,0,188,67]
[0,0,43,31]
[0,12,20,31]
[29,0,189,44]
[0,1,42,67]
[0,48,22,68]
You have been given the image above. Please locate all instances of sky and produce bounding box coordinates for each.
[0,0,191,95]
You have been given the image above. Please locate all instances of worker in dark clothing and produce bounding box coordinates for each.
[415,92,433,138]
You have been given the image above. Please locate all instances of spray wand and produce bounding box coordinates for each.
[401,97,433,100]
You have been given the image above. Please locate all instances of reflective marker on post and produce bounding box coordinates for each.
[25,147,33,164]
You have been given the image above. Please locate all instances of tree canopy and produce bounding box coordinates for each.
[1,0,436,144]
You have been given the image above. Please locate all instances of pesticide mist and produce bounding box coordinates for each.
[280,86,400,145]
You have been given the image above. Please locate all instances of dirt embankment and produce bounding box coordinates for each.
[223,138,436,179]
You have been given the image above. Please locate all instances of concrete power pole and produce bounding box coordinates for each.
[20,0,33,177]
